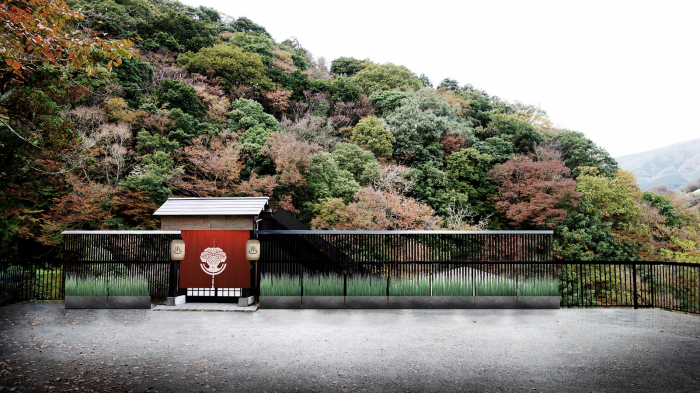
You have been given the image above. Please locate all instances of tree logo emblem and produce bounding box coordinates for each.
[200,247,227,276]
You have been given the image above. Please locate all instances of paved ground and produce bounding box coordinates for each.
[1,302,699,393]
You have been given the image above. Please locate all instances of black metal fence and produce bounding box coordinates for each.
[2,230,699,315]
[259,261,700,314]
[257,230,554,263]
[62,231,180,261]
[60,231,181,302]
[0,261,64,305]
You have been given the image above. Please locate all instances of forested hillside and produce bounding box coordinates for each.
[1,0,699,263]
[617,138,700,191]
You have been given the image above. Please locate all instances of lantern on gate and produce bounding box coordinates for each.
[246,239,260,261]
[170,239,185,261]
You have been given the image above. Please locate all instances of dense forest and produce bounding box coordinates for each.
[1,0,699,262]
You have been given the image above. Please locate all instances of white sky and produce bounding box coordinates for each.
[179,0,700,158]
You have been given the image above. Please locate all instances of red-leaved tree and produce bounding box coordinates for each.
[488,158,579,229]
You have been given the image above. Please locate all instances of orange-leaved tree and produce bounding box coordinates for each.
[1,0,136,81]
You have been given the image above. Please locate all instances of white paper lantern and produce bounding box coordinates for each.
[246,239,260,261]
[170,239,185,261]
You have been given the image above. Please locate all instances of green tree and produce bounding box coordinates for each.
[137,9,216,52]
[418,74,432,88]
[555,168,645,260]
[353,63,423,95]
[445,148,495,219]
[349,116,395,158]
[330,56,366,76]
[437,78,459,90]
[141,31,183,52]
[383,89,473,165]
[67,0,156,38]
[230,16,272,38]
[330,143,380,186]
[229,98,279,133]
[115,58,153,103]
[471,137,514,163]
[479,113,544,154]
[642,191,680,226]
[408,162,472,220]
[328,75,362,102]
[228,98,279,174]
[166,108,219,145]
[136,131,180,154]
[369,90,413,117]
[303,153,360,221]
[121,151,184,205]
[157,79,206,118]
[455,84,495,128]
[555,211,639,261]
[177,44,273,94]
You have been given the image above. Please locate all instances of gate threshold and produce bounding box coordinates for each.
[153,303,257,312]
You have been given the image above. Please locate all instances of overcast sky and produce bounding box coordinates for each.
[179,0,699,158]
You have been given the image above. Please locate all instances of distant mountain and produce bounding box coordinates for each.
[616,138,700,191]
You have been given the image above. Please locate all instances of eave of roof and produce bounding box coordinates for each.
[153,197,270,216]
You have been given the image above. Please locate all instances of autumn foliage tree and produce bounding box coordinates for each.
[311,187,438,230]
[489,158,578,229]
[1,0,136,81]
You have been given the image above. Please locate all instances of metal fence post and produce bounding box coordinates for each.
[632,263,638,309]
[168,261,177,297]
[649,265,656,308]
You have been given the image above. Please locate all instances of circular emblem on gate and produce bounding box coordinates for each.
[200,247,227,276]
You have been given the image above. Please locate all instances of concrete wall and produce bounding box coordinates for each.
[161,215,253,230]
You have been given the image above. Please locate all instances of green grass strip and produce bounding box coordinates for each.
[260,274,301,296]
[432,277,472,296]
[475,276,517,296]
[389,277,430,296]
[346,275,386,296]
[302,273,344,296]
[108,275,149,296]
[65,275,108,297]
[518,278,559,296]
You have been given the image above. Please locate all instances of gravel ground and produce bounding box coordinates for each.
[1,301,700,392]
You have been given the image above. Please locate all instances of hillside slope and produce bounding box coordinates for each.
[617,138,700,190]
